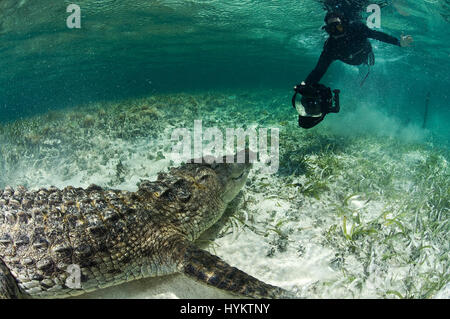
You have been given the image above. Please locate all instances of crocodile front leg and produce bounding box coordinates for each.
[178,243,295,299]
[0,259,24,299]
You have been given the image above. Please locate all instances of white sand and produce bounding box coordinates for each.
[0,91,448,299]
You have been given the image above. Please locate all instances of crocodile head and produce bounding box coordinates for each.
[139,149,253,239]
[186,149,253,205]
[208,150,253,204]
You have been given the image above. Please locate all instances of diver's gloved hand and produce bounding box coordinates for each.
[294,82,321,98]
[293,81,307,93]
[400,32,413,47]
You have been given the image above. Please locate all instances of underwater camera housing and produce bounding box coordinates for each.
[292,82,340,129]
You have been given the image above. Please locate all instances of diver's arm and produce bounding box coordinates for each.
[365,26,401,46]
[364,24,413,47]
[304,50,333,85]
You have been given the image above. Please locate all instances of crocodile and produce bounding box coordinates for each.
[0,150,293,299]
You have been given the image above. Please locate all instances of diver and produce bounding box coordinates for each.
[292,10,413,129]
[303,11,413,86]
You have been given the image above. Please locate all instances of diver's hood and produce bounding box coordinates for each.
[322,14,348,37]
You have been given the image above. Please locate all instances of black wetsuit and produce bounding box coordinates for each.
[305,21,400,85]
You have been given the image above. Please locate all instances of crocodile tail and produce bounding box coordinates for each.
[178,243,295,299]
[0,259,24,299]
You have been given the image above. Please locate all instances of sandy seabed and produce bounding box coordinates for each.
[0,89,448,299]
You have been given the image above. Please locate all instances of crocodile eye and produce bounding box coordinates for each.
[232,171,245,181]
[199,174,211,183]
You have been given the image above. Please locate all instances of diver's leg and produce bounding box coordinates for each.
[322,0,372,21]
[0,259,23,299]
[322,0,354,13]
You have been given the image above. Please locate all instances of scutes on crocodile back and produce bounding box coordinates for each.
[0,160,253,298]
[0,181,183,297]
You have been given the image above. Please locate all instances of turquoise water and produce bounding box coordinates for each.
[1,0,449,137]
[0,0,449,299]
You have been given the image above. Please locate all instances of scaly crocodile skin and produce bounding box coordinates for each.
[0,153,292,299]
